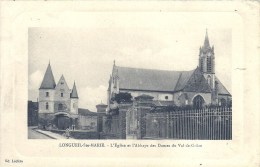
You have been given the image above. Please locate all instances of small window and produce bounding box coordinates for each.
[165,96,168,100]
[46,102,49,110]
[46,92,49,97]
[61,93,63,97]
[61,81,64,85]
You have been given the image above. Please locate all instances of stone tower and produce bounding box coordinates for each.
[198,30,218,104]
[39,62,56,114]
[70,81,79,115]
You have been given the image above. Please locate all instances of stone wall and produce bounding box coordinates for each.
[120,90,174,101]
[102,103,132,139]
[173,91,212,106]
[78,115,97,131]
[38,113,55,128]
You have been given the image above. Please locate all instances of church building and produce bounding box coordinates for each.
[107,31,232,109]
[38,62,79,130]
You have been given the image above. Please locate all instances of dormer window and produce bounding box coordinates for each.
[61,81,64,85]
[46,92,49,97]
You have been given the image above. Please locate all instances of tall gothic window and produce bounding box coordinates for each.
[207,56,212,72]
[207,75,211,87]
[46,92,49,97]
[46,102,49,110]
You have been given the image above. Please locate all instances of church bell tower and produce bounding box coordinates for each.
[199,30,218,104]
[199,30,215,88]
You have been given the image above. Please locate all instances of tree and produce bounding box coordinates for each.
[114,92,132,103]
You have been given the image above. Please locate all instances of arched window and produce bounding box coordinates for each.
[46,102,49,110]
[193,95,205,109]
[58,103,63,110]
[207,75,211,87]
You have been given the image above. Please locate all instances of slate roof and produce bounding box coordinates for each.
[114,66,231,95]
[174,69,195,91]
[182,68,212,93]
[116,66,188,92]
[215,77,231,95]
[40,63,56,89]
[71,82,79,98]
[78,108,97,116]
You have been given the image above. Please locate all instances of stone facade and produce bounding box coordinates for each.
[38,62,79,130]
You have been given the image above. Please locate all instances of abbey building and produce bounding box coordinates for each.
[38,62,79,130]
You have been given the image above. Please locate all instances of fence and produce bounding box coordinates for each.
[144,107,232,140]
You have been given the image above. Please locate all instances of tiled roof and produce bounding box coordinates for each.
[116,66,194,92]
[78,108,97,116]
[40,63,56,89]
[215,77,231,95]
[182,68,212,93]
[174,69,195,91]
[71,82,79,98]
[115,66,231,95]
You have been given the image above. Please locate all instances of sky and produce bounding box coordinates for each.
[28,27,232,112]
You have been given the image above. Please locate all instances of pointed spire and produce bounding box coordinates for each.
[40,62,56,89]
[70,81,79,98]
[203,29,210,48]
[113,60,116,66]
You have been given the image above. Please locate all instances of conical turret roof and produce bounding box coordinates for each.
[39,62,56,89]
[71,81,79,98]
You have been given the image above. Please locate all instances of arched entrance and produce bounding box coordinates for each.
[193,95,205,109]
[54,113,72,130]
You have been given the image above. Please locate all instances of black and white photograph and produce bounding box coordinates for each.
[28,28,232,140]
